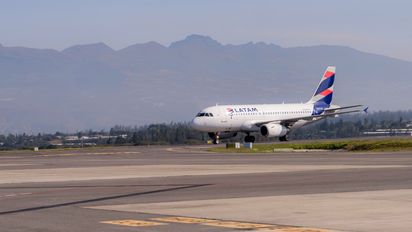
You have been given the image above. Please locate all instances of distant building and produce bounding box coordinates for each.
[363,128,412,136]
[64,136,79,141]
[62,134,127,145]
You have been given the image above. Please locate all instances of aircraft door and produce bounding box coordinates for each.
[220,107,233,130]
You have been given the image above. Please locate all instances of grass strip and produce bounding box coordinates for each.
[209,138,412,153]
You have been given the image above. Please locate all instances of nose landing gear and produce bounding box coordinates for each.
[208,132,220,144]
[213,136,220,144]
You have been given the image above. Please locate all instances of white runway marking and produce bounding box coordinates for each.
[0,164,37,167]
[165,147,210,154]
[35,151,141,157]
[0,164,407,184]
[0,192,32,198]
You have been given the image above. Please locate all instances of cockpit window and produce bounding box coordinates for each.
[196,112,213,117]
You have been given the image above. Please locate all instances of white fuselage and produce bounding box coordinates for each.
[191,103,318,133]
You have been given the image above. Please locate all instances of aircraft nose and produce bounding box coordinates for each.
[191,117,200,130]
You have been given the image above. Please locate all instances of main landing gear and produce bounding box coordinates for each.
[279,135,288,142]
[244,135,255,143]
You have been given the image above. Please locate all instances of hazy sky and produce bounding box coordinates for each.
[1,0,411,61]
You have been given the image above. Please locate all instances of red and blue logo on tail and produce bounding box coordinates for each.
[309,66,335,115]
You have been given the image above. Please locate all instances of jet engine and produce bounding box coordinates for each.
[260,124,288,137]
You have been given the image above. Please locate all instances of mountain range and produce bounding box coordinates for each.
[0,34,411,133]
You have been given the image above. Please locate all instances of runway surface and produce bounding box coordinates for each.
[1,145,412,231]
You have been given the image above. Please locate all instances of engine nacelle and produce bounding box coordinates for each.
[260,124,288,138]
[208,132,238,140]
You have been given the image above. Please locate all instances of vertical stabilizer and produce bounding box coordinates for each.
[308,66,335,115]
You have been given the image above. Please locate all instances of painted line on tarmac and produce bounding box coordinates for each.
[35,151,141,157]
[203,220,277,229]
[0,192,32,198]
[101,219,166,227]
[153,216,273,229]
[165,147,210,154]
[0,164,36,167]
[150,216,338,232]
[152,216,218,224]
[257,228,338,232]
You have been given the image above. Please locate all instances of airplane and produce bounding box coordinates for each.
[191,66,365,144]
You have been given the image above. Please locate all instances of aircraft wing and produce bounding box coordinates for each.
[254,108,365,128]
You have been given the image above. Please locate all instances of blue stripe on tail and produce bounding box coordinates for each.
[314,75,334,95]
[312,101,330,115]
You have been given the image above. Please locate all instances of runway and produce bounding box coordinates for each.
[1,145,412,231]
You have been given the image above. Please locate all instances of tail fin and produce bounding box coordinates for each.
[308,66,335,106]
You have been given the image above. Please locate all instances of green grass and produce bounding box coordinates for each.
[209,137,412,153]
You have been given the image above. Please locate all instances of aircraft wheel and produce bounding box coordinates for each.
[279,135,288,142]
[213,138,220,144]
[244,135,255,143]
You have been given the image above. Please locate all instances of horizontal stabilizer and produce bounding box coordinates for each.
[324,105,364,113]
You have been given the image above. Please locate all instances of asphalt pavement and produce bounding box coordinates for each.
[1,145,412,232]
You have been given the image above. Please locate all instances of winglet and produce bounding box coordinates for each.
[363,106,369,114]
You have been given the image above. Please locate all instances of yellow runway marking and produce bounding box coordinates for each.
[151,216,337,232]
[152,216,273,229]
[101,219,165,227]
[152,216,218,224]
[258,228,335,232]
[203,220,274,229]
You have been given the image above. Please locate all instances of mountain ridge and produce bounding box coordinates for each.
[0,34,411,133]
